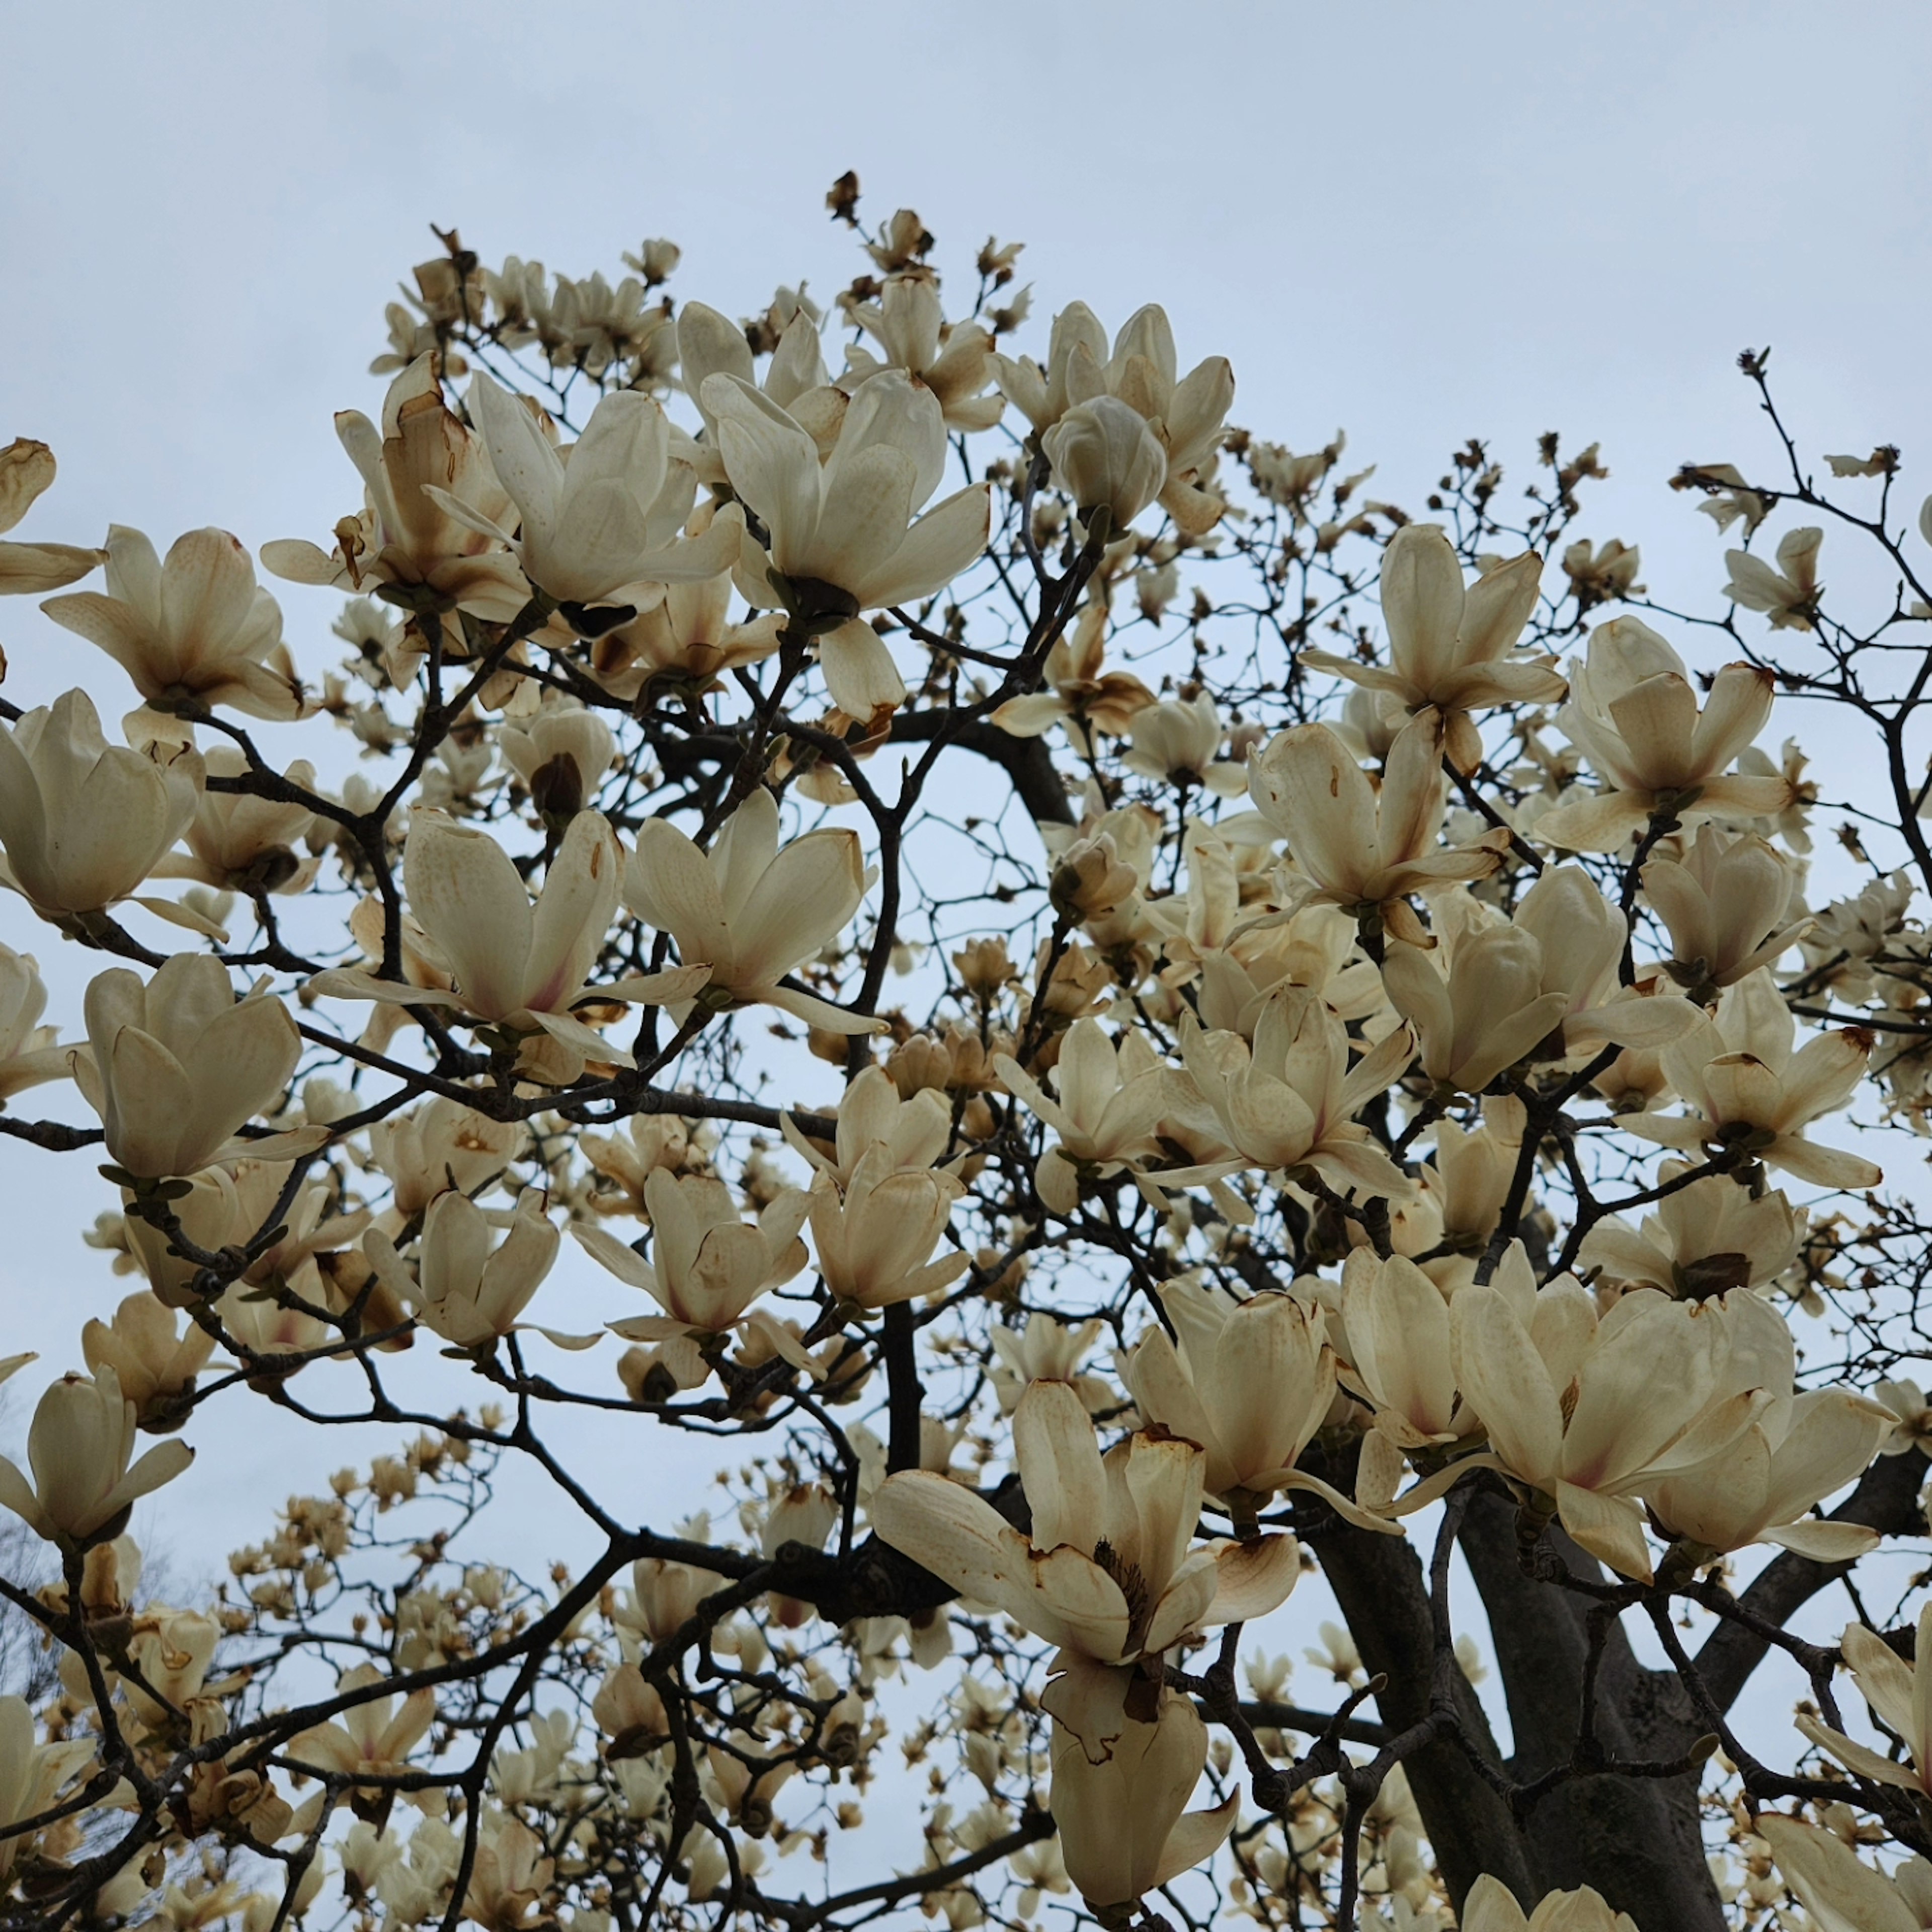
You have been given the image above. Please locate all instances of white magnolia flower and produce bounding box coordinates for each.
[0,1365,193,1548]
[43,525,306,719]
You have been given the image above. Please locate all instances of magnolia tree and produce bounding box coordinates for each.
[2,183,1932,1932]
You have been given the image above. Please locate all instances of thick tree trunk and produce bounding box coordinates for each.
[1457,1496,1725,1929]
[1314,1517,1538,1910]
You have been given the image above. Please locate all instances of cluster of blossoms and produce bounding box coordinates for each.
[4,193,1932,1932]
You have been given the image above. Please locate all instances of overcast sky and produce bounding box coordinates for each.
[2,0,1927,1754]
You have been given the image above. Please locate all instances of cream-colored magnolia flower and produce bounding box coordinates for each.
[1759,1813,1932,1932]
[808,1146,969,1311]
[0,688,211,934]
[1248,708,1510,945]
[677,298,836,468]
[1632,970,1882,1191]
[1536,620,1793,851]
[499,704,614,824]
[841,276,1003,432]
[994,1017,1169,1215]
[1460,1875,1638,1932]
[1121,1275,1394,1531]
[1178,989,1415,1197]
[1795,1600,1932,1796]
[587,563,784,702]
[1382,921,1572,1094]
[1338,1249,1474,1453]
[872,1379,1298,1682]
[1042,395,1170,530]
[782,1064,951,1186]
[260,352,529,622]
[1643,825,1808,1000]
[0,437,102,594]
[0,1365,193,1548]
[365,1188,562,1350]
[990,601,1154,750]
[624,786,881,1035]
[368,1099,526,1220]
[73,955,313,1180]
[0,1696,95,1887]
[1045,1661,1236,1910]
[993,302,1234,535]
[1578,1168,1803,1299]
[702,367,991,718]
[580,1168,813,1366]
[80,1292,215,1431]
[1725,525,1823,631]
[1301,525,1564,772]
[0,944,68,1106]
[1446,1259,1773,1579]
[160,744,320,897]
[1123,693,1248,796]
[437,372,741,619]
[43,525,305,719]
[288,1663,437,1798]
[1646,1385,1894,1562]
[311,809,688,1075]
[1510,866,1703,1058]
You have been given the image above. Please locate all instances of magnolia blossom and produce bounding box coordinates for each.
[1634,971,1883,1190]
[1338,1249,1472,1452]
[499,705,615,824]
[1046,1660,1236,1910]
[1646,1385,1894,1561]
[994,1018,1168,1215]
[1121,1276,1393,1530]
[1725,525,1823,630]
[703,368,990,718]
[1460,1876,1638,1932]
[288,1664,437,1800]
[73,954,313,1179]
[1178,990,1415,1197]
[436,373,742,618]
[365,1189,562,1349]
[1643,825,1808,999]
[1122,693,1248,796]
[587,562,784,702]
[782,1065,951,1186]
[80,1292,215,1432]
[841,276,1003,431]
[993,302,1233,535]
[624,787,880,1034]
[0,1697,95,1887]
[807,1146,969,1310]
[0,437,101,593]
[1301,525,1564,771]
[161,744,320,896]
[1248,708,1510,944]
[0,1365,193,1548]
[1794,1600,1932,1796]
[312,809,690,1075]
[1383,922,1572,1094]
[1536,620,1793,851]
[260,352,529,621]
[43,525,305,719]
[1446,1260,1771,1579]
[0,688,210,932]
[1578,1169,1803,1298]
[989,601,1154,750]
[1042,395,1169,529]
[581,1169,813,1369]
[369,1099,526,1220]
[0,943,67,1105]
[872,1380,1298,1692]
[1759,1814,1932,1932]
